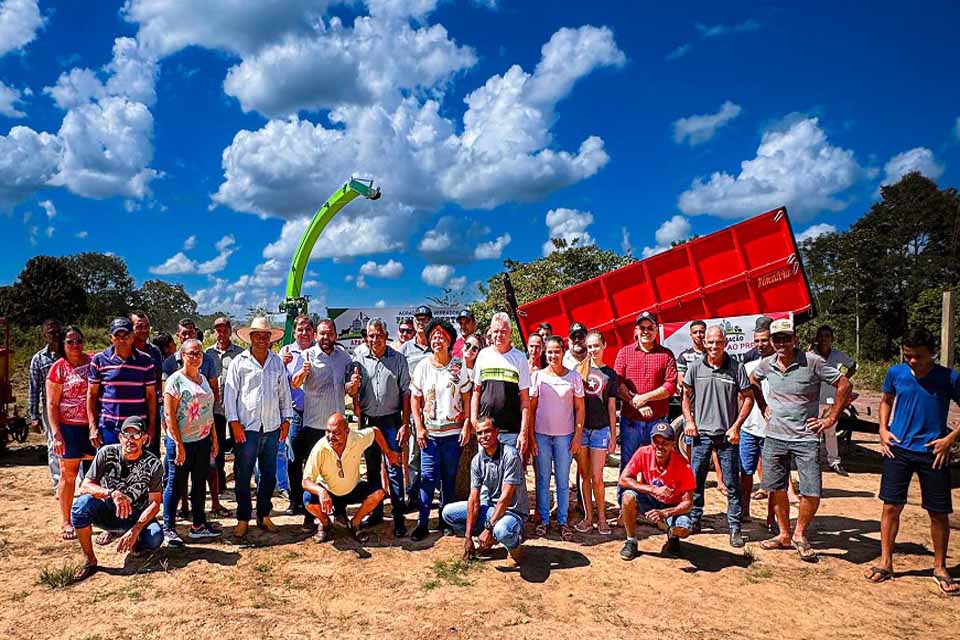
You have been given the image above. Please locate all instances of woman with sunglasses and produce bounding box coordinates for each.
[162,338,221,546]
[46,326,94,540]
[461,334,484,378]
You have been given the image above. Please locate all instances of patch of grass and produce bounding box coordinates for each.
[745,565,774,584]
[422,579,440,590]
[11,590,28,602]
[855,360,898,391]
[282,550,301,560]
[254,562,272,574]
[38,561,85,589]
[423,557,482,589]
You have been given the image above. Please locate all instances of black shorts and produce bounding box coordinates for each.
[305,481,376,517]
[879,446,953,514]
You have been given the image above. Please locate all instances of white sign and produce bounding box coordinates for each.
[660,312,793,358]
[325,305,461,343]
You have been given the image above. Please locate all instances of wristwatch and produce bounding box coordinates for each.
[484,520,495,532]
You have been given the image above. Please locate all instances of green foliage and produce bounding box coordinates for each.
[38,561,85,589]
[423,557,481,589]
[909,287,960,363]
[0,256,88,327]
[134,279,198,333]
[63,253,136,326]
[854,360,899,392]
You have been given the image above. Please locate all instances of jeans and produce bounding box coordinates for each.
[407,428,422,513]
[534,432,573,525]
[418,435,462,527]
[441,501,524,550]
[739,431,764,476]
[623,490,693,534]
[163,436,211,530]
[687,434,742,528]
[497,432,520,449]
[71,494,163,550]
[288,423,324,511]
[361,414,406,521]
[618,417,657,500]
[213,413,228,490]
[234,428,281,521]
[41,414,61,488]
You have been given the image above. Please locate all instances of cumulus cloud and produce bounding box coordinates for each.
[359,258,404,278]
[0,0,45,57]
[795,222,837,243]
[422,263,465,289]
[880,147,944,186]
[641,214,692,258]
[374,299,386,308]
[39,199,55,219]
[149,235,237,275]
[192,258,315,318]
[474,233,511,260]
[677,117,862,222]
[542,208,594,255]
[0,80,28,117]
[0,126,62,209]
[183,234,197,250]
[44,68,106,109]
[673,101,741,146]
[148,251,195,275]
[620,226,632,254]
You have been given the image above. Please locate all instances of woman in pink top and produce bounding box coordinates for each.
[530,336,584,540]
[46,326,94,540]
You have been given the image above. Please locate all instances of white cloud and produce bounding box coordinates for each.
[673,101,741,146]
[0,0,45,57]
[542,207,594,255]
[665,43,691,61]
[215,234,235,252]
[359,258,404,278]
[0,125,62,209]
[881,147,944,186]
[149,235,236,275]
[40,199,55,220]
[374,299,386,308]
[641,214,692,258]
[677,117,862,222]
[192,258,318,318]
[355,274,367,289]
[183,234,197,250]
[474,233,511,260]
[620,226,631,254]
[695,20,761,38]
[104,37,160,107]
[148,251,196,275]
[44,68,106,110]
[421,263,464,288]
[0,80,28,117]
[796,222,837,243]
[75,230,88,238]
[45,224,53,238]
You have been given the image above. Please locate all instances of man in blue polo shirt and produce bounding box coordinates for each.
[865,328,960,596]
[87,318,157,447]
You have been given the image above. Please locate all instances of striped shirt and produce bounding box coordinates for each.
[88,346,156,431]
[752,352,841,442]
[28,346,60,424]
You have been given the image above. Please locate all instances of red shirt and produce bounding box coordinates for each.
[624,445,695,505]
[613,343,677,420]
[452,337,464,359]
[47,356,92,425]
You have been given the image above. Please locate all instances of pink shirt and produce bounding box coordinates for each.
[48,356,92,425]
[531,369,584,436]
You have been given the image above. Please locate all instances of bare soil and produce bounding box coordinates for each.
[0,390,957,640]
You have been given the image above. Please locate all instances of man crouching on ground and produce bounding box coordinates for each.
[618,421,695,560]
[442,417,528,564]
[301,412,400,544]
[70,416,163,582]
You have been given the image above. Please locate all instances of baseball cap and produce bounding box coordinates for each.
[414,305,433,318]
[109,317,134,336]
[755,316,773,332]
[651,421,676,441]
[769,318,795,335]
[213,316,231,328]
[568,322,587,337]
[457,309,475,321]
[120,415,146,434]
[635,311,658,325]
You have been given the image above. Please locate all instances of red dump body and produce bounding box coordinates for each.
[516,207,815,353]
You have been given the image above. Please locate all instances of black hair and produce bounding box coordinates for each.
[527,331,543,342]
[816,324,834,337]
[690,320,706,330]
[545,335,565,350]
[152,332,175,353]
[62,325,84,340]
[425,318,457,347]
[129,310,148,320]
[901,327,937,352]
[398,317,414,327]
[316,317,337,332]
[537,322,552,331]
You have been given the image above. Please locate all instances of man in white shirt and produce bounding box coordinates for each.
[223,317,293,538]
[740,325,775,530]
[809,325,857,476]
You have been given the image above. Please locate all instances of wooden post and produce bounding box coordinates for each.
[942,290,956,368]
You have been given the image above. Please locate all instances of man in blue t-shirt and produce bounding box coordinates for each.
[866,328,960,596]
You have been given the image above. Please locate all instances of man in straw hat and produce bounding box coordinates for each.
[223,316,294,538]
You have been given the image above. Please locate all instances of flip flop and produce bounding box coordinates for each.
[73,563,98,583]
[61,526,76,541]
[932,574,960,596]
[532,522,548,538]
[597,523,613,536]
[758,536,791,550]
[348,522,370,544]
[792,538,818,562]
[573,520,593,533]
[312,528,329,544]
[560,525,575,542]
[95,531,114,546]
[864,566,893,584]
[210,505,232,518]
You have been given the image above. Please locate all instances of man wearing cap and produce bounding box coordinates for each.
[682,326,753,547]
[69,416,164,582]
[452,309,477,358]
[562,322,589,369]
[400,305,434,514]
[752,318,851,561]
[87,318,158,448]
[675,320,706,387]
[278,315,317,510]
[223,317,293,537]
[614,311,678,503]
[618,421,696,559]
[809,325,857,476]
[206,316,245,511]
[129,311,164,456]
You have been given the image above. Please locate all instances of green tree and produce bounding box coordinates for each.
[63,252,136,325]
[0,256,88,327]
[134,280,198,332]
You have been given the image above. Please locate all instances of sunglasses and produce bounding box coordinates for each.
[120,430,146,440]
[637,326,657,333]
[183,350,203,357]
[463,343,480,352]
[398,328,414,334]
[64,338,85,345]
[336,457,344,478]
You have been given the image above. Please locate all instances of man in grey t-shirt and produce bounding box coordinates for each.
[751,319,851,562]
[682,326,753,548]
[441,417,527,564]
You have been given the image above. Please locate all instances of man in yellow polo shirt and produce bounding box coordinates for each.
[302,412,401,544]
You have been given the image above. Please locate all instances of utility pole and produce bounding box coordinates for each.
[942,290,956,368]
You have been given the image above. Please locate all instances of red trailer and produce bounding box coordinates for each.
[0,318,29,452]
[515,207,815,351]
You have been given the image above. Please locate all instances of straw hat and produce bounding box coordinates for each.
[235,316,285,345]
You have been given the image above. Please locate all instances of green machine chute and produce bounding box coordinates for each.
[279,177,381,344]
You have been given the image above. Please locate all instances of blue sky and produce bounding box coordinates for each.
[2,0,958,318]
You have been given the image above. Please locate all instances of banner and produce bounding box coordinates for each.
[660,312,793,358]
[325,306,461,354]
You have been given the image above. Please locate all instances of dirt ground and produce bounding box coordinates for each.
[0,390,957,640]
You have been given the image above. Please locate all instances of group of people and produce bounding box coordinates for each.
[27,306,960,594]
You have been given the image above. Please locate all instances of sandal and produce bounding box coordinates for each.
[932,573,960,596]
[348,522,370,544]
[73,563,98,583]
[61,525,76,541]
[95,531,114,546]
[792,538,818,562]
[597,522,612,536]
[532,522,548,538]
[210,505,232,518]
[312,527,329,544]
[751,489,768,500]
[573,520,593,534]
[560,525,575,542]
[758,536,791,551]
[864,566,893,584]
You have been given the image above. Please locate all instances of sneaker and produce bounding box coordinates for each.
[410,524,429,541]
[729,527,745,548]
[394,518,408,538]
[662,536,681,555]
[164,528,184,548]
[830,462,849,477]
[620,539,638,561]
[689,521,702,535]
[188,523,222,539]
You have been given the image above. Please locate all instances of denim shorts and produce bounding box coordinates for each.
[879,446,952,513]
[761,437,821,497]
[581,426,611,450]
[739,431,764,476]
[60,424,96,459]
[622,489,693,533]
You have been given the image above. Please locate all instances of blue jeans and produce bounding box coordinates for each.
[739,431,764,476]
[235,428,281,521]
[534,432,573,525]
[497,432,520,448]
[361,414,406,521]
[418,435,462,527]
[441,501,524,550]
[71,494,163,550]
[162,436,211,530]
[618,417,657,500]
[623,490,693,534]
[687,434,742,527]
[407,427,422,513]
